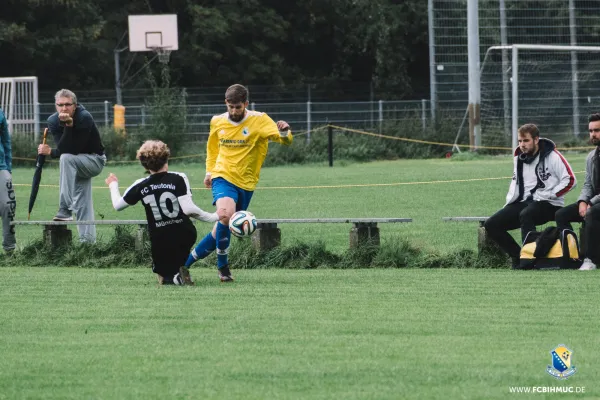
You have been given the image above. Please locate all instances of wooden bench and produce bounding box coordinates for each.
[12,218,412,251]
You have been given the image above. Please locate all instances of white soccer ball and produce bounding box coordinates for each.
[229,210,258,238]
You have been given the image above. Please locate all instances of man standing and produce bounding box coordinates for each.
[184,84,293,281]
[556,113,600,270]
[484,123,576,268]
[38,89,106,242]
[0,107,15,254]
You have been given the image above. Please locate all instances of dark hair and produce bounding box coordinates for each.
[137,140,170,172]
[225,84,248,104]
[589,113,600,123]
[518,123,540,139]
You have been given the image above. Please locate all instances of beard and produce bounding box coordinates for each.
[592,137,600,146]
[229,112,244,122]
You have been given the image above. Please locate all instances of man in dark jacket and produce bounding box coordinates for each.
[0,107,15,253]
[556,113,600,270]
[38,89,106,242]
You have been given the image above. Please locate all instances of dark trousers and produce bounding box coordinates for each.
[556,202,600,264]
[484,200,561,260]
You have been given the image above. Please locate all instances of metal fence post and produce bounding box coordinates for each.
[141,105,146,126]
[328,125,333,167]
[378,100,383,134]
[421,99,427,132]
[104,100,109,127]
[307,100,311,144]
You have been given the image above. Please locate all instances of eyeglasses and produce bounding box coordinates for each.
[589,128,600,133]
[56,103,74,107]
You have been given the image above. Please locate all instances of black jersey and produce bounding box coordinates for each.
[122,171,197,269]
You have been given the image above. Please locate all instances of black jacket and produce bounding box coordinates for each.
[47,104,105,158]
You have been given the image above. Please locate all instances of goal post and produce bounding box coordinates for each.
[474,44,600,151]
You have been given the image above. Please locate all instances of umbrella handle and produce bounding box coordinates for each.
[42,127,47,145]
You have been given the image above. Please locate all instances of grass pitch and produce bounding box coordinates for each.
[0,268,598,399]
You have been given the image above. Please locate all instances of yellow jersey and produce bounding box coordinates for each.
[206,110,293,191]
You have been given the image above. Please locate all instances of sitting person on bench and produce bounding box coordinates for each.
[484,123,576,269]
[105,140,226,285]
[556,113,600,271]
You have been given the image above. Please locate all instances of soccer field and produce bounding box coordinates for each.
[0,268,597,399]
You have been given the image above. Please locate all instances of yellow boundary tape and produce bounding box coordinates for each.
[13,124,594,164]
[12,170,586,191]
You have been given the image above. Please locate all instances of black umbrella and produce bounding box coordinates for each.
[28,128,48,220]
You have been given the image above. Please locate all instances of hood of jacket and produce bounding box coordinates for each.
[513,137,556,160]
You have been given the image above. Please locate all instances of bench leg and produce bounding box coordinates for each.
[252,223,281,252]
[136,225,149,252]
[43,225,72,248]
[350,223,380,248]
[477,222,505,257]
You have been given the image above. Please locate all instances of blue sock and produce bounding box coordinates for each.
[216,222,231,269]
[185,232,217,267]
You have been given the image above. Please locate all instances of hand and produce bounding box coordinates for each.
[277,120,290,132]
[204,173,212,188]
[579,201,589,218]
[105,173,118,186]
[59,112,73,127]
[38,144,51,156]
[216,207,227,221]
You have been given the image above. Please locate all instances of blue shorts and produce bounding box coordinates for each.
[211,177,254,211]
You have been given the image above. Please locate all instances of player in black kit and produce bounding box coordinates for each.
[106,140,225,285]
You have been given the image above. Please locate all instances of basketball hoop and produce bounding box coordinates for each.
[150,46,172,64]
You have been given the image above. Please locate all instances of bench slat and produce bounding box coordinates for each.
[442,217,488,222]
[13,218,412,226]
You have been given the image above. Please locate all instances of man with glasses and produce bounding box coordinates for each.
[0,107,15,254]
[38,89,106,242]
[556,113,600,270]
[184,84,293,282]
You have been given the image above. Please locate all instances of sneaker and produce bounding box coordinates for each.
[179,266,195,285]
[218,265,234,282]
[172,273,184,285]
[579,258,597,271]
[53,210,73,221]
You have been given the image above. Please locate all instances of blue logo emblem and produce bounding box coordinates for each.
[242,127,249,136]
[547,345,577,380]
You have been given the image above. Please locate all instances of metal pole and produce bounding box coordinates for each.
[499,0,510,138]
[512,46,519,150]
[569,0,580,137]
[114,50,122,105]
[307,100,311,144]
[467,0,481,150]
[104,100,109,127]
[428,0,437,122]
[378,100,383,134]
[328,125,333,167]
[421,99,427,132]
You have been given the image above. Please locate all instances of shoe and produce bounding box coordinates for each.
[218,265,234,282]
[53,210,73,221]
[179,266,195,285]
[172,273,184,285]
[579,258,597,271]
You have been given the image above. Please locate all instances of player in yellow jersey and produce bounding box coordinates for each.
[184,84,293,281]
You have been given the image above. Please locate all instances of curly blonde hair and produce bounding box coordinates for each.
[136,140,170,172]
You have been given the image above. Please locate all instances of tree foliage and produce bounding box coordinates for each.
[0,0,429,99]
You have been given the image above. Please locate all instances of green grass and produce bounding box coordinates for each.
[9,152,590,255]
[0,268,598,400]
[3,154,598,399]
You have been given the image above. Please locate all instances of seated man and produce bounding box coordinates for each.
[556,113,600,271]
[484,123,576,269]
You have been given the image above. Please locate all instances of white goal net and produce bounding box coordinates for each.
[478,44,600,150]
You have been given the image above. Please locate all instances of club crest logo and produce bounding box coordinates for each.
[242,127,249,136]
[547,345,576,380]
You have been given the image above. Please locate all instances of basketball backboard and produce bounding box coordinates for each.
[128,14,178,52]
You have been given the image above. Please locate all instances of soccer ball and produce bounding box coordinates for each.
[229,210,258,238]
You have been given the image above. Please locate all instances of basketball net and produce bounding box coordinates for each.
[150,46,171,64]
